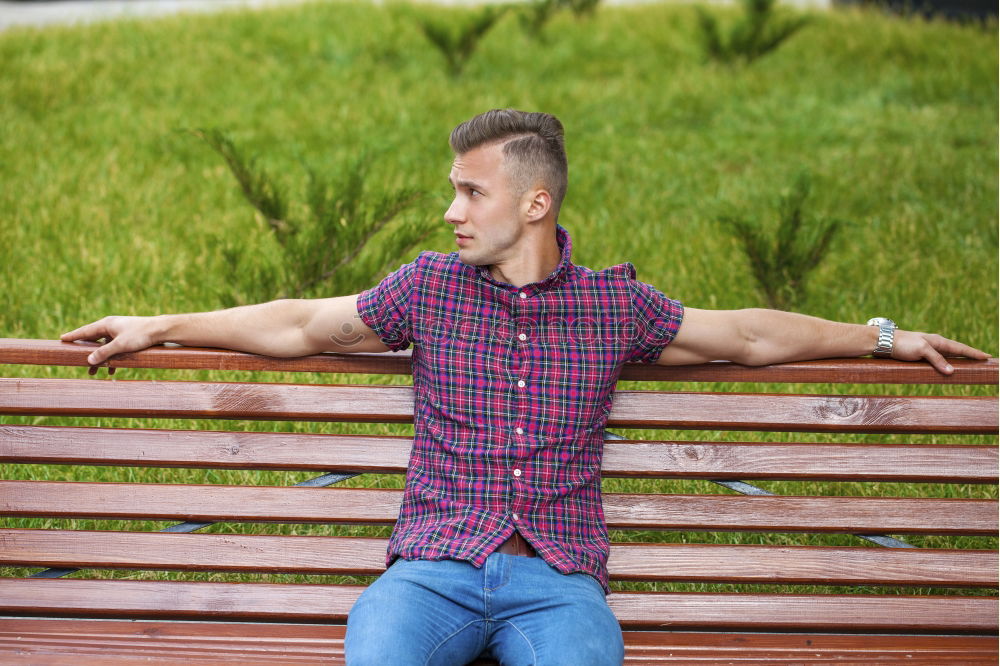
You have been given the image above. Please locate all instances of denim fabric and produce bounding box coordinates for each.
[344,554,624,665]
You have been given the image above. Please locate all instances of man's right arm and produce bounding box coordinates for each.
[60,295,391,367]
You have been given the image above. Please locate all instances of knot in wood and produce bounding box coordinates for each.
[681,445,702,461]
[816,397,863,421]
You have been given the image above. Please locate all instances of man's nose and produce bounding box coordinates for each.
[444,198,463,225]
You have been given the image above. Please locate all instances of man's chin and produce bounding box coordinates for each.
[456,250,489,266]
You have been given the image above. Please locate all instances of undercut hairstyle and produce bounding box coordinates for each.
[450,109,568,216]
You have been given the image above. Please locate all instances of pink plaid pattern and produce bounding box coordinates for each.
[357,225,683,591]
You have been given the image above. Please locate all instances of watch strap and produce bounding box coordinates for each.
[866,317,897,358]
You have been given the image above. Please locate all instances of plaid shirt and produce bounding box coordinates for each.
[357,224,683,592]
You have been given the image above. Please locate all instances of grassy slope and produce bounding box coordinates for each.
[0,1,996,591]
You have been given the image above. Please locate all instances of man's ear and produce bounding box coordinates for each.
[523,188,552,222]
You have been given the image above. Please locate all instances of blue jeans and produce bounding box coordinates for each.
[344,553,624,665]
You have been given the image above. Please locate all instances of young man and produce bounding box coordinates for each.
[63,109,987,665]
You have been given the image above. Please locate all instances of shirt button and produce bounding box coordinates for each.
[511,513,519,521]
[518,333,527,341]
[515,427,524,435]
[517,380,526,388]
[518,292,527,299]
[513,468,522,477]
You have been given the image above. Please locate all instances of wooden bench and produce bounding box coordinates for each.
[1,337,997,664]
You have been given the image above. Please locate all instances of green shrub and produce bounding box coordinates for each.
[696,0,810,64]
[563,0,601,18]
[518,0,601,42]
[519,0,561,42]
[414,5,509,76]
[717,173,843,310]
[191,128,432,305]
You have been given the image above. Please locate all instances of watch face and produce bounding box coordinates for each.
[867,317,897,328]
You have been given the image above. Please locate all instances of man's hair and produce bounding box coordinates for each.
[449,109,568,216]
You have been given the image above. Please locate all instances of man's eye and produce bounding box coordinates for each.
[470,189,482,197]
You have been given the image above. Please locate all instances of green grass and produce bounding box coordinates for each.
[0,0,996,595]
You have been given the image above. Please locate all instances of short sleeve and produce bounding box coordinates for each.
[356,256,420,352]
[626,279,684,364]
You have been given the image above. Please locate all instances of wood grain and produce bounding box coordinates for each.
[2,339,996,384]
[3,378,996,433]
[0,579,994,632]
[0,378,415,423]
[2,529,996,587]
[3,425,995,482]
[3,481,995,534]
[2,619,996,664]
[3,338,998,660]
[607,390,998,434]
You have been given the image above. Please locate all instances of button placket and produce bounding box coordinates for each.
[511,286,529,526]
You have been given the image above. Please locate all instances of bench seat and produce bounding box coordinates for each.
[1,339,997,663]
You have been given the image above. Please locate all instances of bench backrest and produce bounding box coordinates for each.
[1,339,997,635]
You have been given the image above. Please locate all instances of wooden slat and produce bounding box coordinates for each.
[600,439,999,482]
[3,379,996,434]
[608,390,998,434]
[2,339,996,384]
[0,426,413,474]
[615,630,999,662]
[0,579,995,633]
[0,616,349,645]
[0,578,363,623]
[0,378,415,424]
[4,425,996,482]
[2,620,996,664]
[608,542,999,587]
[2,530,996,587]
[0,618,347,663]
[0,530,387,576]
[606,592,998,632]
[600,492,998,534]
[3,481,996,534]
[1,619,996,664]
[0,654,291,666]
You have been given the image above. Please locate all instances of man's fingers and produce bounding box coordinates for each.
[86,336,126,366]
[892,331,992,375]
[932,337,990,360]
[62,316,156,372]
[86,346,108,366]
[918,333,995,374]
[921,345,953,375]
[61,319,112,343]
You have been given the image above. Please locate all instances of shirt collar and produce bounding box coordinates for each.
[475,224,574,295]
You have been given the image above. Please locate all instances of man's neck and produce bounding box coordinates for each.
[488,225,562,288]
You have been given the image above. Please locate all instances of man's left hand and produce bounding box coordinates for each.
[892,331,990,374]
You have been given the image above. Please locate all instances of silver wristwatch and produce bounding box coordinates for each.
[866,317,897,358]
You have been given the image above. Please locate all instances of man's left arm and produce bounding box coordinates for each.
[655,308,990,375]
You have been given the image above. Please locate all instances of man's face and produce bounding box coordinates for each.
[445,142,524,266]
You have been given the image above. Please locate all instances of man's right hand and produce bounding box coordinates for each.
[62,315,166,366]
